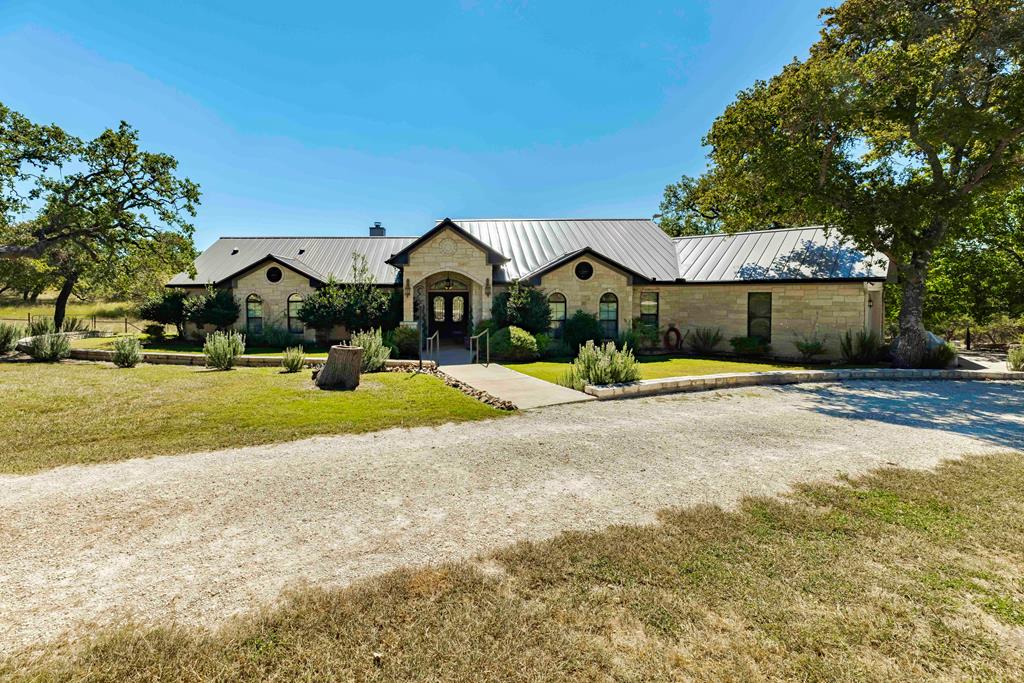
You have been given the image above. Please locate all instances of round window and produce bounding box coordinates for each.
[574,261,594,281]
[266,266,282,283]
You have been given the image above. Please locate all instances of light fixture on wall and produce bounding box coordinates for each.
[868,296,874,308]
[484,277,491,296]
[404,278,411,297]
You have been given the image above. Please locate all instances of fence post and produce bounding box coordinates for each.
[124,317,128,334]
[93,316,97,331]
[27,312,31,328]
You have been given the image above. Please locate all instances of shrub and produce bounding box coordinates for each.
[186,287,241,330]
[534,332,552,357]
[349,328,392,372]
[563,310,603,357]
[391,325,420,358]
[794,339,828,361]
[690,327,724,354]
[140,290,189,338]
[281,346,306,373]
[203,330,245,370]
[491,326,539,361]
[254,324,293,349]
[28,318,55,336]
[61,317,89,332]
[27,333,70,362]
[976,315,1024,347]
[490,281,551,334]
[0,322,22,353]
[474,318,501,336]
[729,336,771,356]
[920,341,957,369]
[559,341,641,390]
[840,330,881,364]
[1008,346,1024,372]
[112,336,142,368]
[143,324,167,341]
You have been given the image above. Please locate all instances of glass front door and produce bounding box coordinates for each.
[429,292,469,340]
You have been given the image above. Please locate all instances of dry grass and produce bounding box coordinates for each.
[5,453,1024,681]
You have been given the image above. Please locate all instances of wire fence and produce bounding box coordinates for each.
[0,314,147,334]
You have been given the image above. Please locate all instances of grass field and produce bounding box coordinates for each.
[0,296,139,323]
[504,354,815,385]
[69,335,331,358]
[5,453,1023,680]
[0,363,502,474]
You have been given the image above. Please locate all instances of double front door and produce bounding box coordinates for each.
[429,292,469,340]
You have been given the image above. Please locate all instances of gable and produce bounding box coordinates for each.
[386,218,508,267]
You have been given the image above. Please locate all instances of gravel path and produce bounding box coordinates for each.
[2,380,1022,653]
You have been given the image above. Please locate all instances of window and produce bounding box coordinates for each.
[748,292,772,341]
[548,293,567,338]
[432,296,446,321]
[246,294,263,335]
[287,293,303,334]
[574,261,594,280]
[599,292,618,339]
[452,295,464,322]
[640,291,659,327]
[266,266,283,283]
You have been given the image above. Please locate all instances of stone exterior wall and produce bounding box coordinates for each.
[231,262,319,342]
[632,281,880,360]
[401,228,493,326]
[535,256,633,337]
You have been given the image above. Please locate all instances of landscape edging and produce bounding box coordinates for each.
[584,367,1024,400]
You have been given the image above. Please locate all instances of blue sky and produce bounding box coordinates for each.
[1,1,824,249]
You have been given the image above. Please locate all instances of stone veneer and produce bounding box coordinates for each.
[400,227,493,326]
[630,281,883,359]
[533,255,634,338]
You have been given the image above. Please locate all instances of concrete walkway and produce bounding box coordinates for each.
[434,345,593,410]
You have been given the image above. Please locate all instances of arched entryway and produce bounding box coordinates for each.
[422,272,473,343]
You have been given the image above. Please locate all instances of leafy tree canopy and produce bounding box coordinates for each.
[297,254,392,335]
[491,281,551,334]
[660,0,1024,366]
[184,286,240,331]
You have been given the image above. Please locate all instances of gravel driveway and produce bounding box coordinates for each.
[2,380,1022,653]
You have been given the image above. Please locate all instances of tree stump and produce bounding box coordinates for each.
[313,345,363,390]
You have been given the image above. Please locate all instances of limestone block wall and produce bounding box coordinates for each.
[231,263,318,343]
[536,256,634,337]
[639,282,878,360]
[401,228,493,323]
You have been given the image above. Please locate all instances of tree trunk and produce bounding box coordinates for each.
[891,263,928,368]
[313,345,363,390]
[52,272,80,331]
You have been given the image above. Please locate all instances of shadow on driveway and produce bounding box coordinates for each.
[791,380,1024,451]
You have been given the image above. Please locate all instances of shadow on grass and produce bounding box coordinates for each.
[793,380,1024,451]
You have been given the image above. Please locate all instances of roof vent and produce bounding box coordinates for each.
[298,248,305,255]
[230,248,239,255]
[369,221,385,237]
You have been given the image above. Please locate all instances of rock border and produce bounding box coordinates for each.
[385,365,518,411]
[584,367,1024,400]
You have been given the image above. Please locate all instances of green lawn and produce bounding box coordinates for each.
[70,335,331,358]
[0,363,502,474]
[7,453,1024,680]
[505,354,816,385]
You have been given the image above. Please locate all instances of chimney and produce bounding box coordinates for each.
[369,221,385,237]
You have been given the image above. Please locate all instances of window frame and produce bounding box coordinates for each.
[599,292,618,339]
[548,292,567,338]
[639,291,659,327]
[747,292,772,342]
[246,293,264,336]
[287,293,304,334]
[266,266,283,283]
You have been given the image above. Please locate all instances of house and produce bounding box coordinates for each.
[168,217,888,360]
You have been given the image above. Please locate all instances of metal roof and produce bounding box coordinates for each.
[169,223,888,289]
[167,236,417,286]
[673,226,888,282]
[452,218,680,282]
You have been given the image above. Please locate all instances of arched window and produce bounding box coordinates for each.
[287,293,304,334]
[246,294,263,335]
[599,292,618,339]
[548,292,567,338]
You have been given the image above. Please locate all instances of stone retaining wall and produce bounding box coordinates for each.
[584,367,1024,400]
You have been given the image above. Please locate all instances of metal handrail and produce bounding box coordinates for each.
[425,330,440,364]
[469,328,490,366]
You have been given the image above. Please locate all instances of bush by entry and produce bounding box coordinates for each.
[0,363,503,474]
